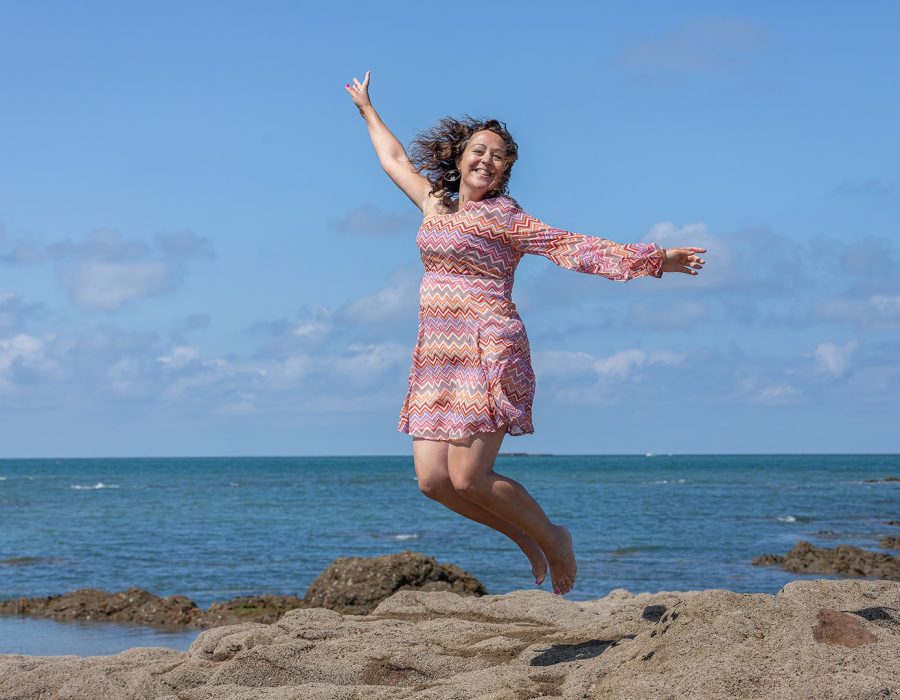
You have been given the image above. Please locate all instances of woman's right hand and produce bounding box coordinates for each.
[345,70,372,111]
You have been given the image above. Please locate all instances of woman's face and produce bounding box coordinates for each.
[456,130,508,197]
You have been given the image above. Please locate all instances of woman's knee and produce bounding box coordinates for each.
[417,472,453,500]
[449,470,489,501]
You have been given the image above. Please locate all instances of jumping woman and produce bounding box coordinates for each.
[345,70,706,596]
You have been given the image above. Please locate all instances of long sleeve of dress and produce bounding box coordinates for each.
[503,197,665,282]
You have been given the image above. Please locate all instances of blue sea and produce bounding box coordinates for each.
[0,454,897,657]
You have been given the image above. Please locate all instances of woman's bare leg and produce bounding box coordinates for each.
[446,426,577,595]
[413,434,548,585]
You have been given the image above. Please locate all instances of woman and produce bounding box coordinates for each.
[345,71,705,596]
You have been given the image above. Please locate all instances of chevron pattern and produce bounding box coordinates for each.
[398,195,665,440]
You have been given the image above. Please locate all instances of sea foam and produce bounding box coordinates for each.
[71,482,120,490]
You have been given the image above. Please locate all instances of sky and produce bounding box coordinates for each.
[1,1,898,457]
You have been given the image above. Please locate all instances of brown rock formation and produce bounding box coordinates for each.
[303,550,487,614]
[0,552,484,628]
[753,540,900,580]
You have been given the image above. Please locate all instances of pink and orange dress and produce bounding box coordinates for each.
[398,195,665,441]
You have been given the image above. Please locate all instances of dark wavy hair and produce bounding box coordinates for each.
[408,116,519,212]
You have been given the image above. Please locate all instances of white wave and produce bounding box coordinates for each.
[392,533,420,541]
[228,482,240,487]
[776,515,797,523]
[0,476,7,481]
[652,478,686,484]
[71,482,120,490]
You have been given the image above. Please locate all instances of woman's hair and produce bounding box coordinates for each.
[409,116,518,211]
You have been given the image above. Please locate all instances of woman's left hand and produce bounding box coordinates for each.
[662,247,706,275]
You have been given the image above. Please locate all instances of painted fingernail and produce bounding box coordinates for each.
[553,587,560,594]
[345,83,350,88]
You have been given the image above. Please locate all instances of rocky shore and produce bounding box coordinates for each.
[0,577,897,699]
[0,552,483,629]
[753,540,900,580]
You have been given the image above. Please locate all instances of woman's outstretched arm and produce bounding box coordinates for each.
[345,71,431,211]
[503,198,706,281]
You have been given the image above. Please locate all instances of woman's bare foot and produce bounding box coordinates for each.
[542,524,576,595]
[513,530,549,585]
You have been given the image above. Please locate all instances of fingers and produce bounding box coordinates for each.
[674,246,706,275]
[362,70,370,87]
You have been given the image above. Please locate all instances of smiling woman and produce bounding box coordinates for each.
[345,69,706,599]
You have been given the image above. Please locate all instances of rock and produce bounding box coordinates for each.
[751,554,784,566]
[753,540,900,580]
[0,579,897,699]
[303,550,486,614]
[0,587,202,628]
[881,537,900,550]
[814,529,839,538]
[0,552,484,628]
[888,520,900,527]
[863,475,899,482]
[0,589,308,629]
[199,595,309,627]
[812,608,878,647]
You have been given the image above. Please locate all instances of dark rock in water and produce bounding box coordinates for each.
[815,530,840,538]
[881,537,900,550]
[863,476,899,483]
[0,553,485,628]
[303,550,487,614]
[753,541,900,581]
[200,595,309,627]
[0,588,309,629]
[888,520,900,527]
[752,554,785,566]
[0,587,202,628]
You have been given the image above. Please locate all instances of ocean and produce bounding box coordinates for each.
[0,454,897,656]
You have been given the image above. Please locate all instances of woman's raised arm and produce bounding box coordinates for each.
[345,71,431,212]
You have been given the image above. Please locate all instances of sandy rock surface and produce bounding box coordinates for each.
[0,578,897,700]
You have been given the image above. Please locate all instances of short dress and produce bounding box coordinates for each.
[397,194,665,441]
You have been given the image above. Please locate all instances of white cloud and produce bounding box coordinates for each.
[328,204,421,235]
[813,341,858,377]
[0,333,59,390]
[156,345,202,369]
[1,226,214,311]
[0,290,45,332]
[816,293,900,331]
[536,348,684,379]
[755,383,801,405]
[616,17,765,79]
[340,266,420,324]
[68,261,171,310]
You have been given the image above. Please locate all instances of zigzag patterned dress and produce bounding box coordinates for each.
[398,194,665,441]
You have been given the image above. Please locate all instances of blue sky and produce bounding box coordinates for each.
[1,1,898,456]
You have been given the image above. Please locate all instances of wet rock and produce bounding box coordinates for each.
[0,587,202,628]
[751,554,784,566]
[303,550,487,614]
[199,595,309,627]
[881,537,900,550]
[863,475,899,482]
[753,540,900,580]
